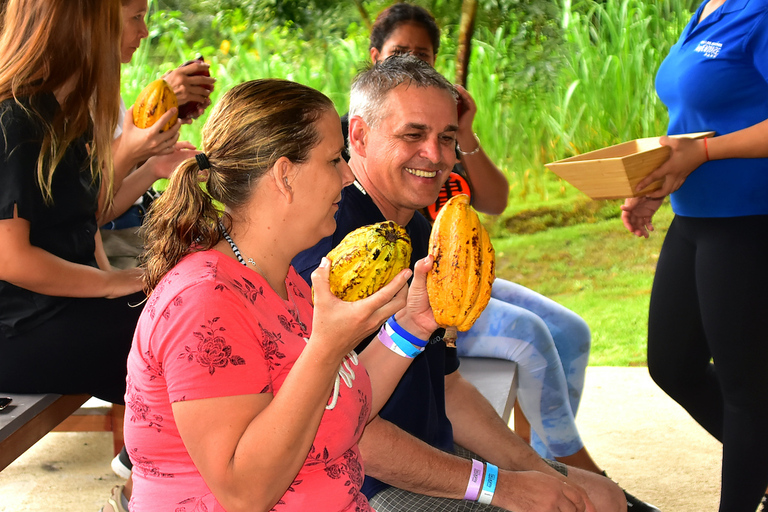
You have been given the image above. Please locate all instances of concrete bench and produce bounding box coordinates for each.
[0,393,124,472]
[458,357,518,423]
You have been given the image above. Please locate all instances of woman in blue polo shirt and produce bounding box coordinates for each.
[622,1,768,510]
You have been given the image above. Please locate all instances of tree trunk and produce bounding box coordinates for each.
[353,0,372,31]
[455,0,478,88]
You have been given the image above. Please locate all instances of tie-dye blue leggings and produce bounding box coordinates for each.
[456,279,591,458]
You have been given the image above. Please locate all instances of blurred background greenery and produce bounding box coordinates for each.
[125,0,698,365]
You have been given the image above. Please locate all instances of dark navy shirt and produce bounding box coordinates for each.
[292,182,460,499]
[655,0,768,217]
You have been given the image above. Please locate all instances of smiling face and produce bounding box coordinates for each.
[290,109,355,243]
[355,84,457,223]
[120,0,149,64]
[371,22,436,67]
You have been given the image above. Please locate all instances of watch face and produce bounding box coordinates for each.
[0,397,12,410]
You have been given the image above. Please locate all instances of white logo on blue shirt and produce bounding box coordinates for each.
[694,40,722,58]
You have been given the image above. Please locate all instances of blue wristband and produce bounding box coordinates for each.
[478,463,498,504]
[387,315,428,348]
[384,322,423,358]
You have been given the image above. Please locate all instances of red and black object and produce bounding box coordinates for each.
[177,55,213,120]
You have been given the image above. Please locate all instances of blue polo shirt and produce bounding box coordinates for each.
[655,0,768,217]
[292,182,459,500]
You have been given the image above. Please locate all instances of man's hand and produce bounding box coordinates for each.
[494,470,595,512]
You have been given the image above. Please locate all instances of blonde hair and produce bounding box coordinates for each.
[141,79,334,292]
[0,0,122,204]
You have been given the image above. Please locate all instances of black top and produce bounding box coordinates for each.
[292,182,459,499]
[0,94,99,335]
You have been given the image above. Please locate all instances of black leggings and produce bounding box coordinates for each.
[0,292,145,404]
[648,215,768,512]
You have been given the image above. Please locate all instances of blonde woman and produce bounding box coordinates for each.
[0,0,143,399]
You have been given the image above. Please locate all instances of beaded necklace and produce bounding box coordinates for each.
[220,224,358,410]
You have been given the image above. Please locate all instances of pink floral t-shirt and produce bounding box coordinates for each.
[125,251,373,512]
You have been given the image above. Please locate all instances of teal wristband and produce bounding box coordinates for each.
[384,322,423,358]
[387,315,428,348]
[478,463,498,504]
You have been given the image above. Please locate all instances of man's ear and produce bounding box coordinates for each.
[272,156,294,203]
[370,47,381,64]
[348,115,369,159]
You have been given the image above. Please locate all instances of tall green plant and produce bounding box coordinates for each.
[122,0,694,213]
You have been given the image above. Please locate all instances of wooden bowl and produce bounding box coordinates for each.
[545,131,714,200]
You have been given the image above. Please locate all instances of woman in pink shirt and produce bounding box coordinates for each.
[123,78,437,512]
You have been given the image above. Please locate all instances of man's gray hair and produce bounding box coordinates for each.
[349,55,458,129]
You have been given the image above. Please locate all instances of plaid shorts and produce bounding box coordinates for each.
[368,446,567,512]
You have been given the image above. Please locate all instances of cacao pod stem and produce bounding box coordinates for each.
[443,326,458,349]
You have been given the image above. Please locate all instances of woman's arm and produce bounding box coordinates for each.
[455,86,509,215]
[637,118,768,198]
[100,141,197,224]
[94,230,112,271]
[0,207,142,298]
[170,259,414,512]
[98,107,181,219]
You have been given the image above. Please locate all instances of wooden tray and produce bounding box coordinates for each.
[545,131,714,199]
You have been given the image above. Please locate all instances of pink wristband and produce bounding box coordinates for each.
[464,459,484,500]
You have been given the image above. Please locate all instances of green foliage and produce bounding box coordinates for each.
[124,0,694,209]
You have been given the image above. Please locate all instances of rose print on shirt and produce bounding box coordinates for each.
[270,477,303,511]
[354,389,370,438]
[162,295,184,320]
[259,322,286,370]
[305,446,363,495]
[278,312,304,334]
[175,495,209,512]
[180,317,246,375]
[129,447,174,479]
[126,377,164,432]
[142,349,164,381]
[147,271,181,320]
[229,276,265,304]
[127,392,164,432]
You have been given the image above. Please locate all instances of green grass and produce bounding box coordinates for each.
[492,200,674,366]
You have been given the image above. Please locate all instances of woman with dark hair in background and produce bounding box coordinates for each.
[351,5,658,510]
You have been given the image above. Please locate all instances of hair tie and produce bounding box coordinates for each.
[195,153,211,170]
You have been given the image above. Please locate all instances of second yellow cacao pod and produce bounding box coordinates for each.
[326,221,412,302]
[426,194,495,347]
[132,79,178,132]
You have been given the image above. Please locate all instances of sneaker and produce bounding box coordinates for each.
[111,446,132,480]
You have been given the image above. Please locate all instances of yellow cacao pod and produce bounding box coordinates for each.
[326,221,412,302]
[426,194,495,347]
[132,79,178,132]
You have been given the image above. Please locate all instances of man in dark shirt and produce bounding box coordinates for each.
[293,56,625,512]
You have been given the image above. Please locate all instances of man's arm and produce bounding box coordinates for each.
[444,370,556,474]
[358,414,591,511]
[358,415,475,499]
